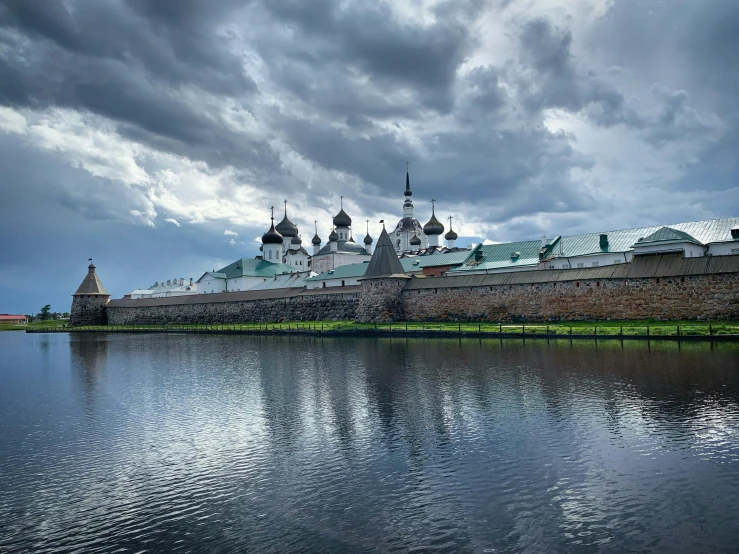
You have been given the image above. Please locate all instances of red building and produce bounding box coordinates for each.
[0,315,28,325]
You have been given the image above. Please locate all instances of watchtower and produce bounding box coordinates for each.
[70,260,110,326]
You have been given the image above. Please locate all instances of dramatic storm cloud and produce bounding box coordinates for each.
[0,0,736,312]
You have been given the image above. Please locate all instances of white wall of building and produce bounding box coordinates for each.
[545,251,633,270]
[198,277,226,294]
[311,251,371,274]
[707,242,739,256]
[632,242,706,258]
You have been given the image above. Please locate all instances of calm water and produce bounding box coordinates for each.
[1,333,739,553]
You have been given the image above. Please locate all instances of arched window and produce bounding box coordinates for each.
[268,250,272,260]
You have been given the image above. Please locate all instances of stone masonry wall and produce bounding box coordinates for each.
[403,273,739,322]
[107,293,359,325]
[70,296,109,326]
[356,278,409,323]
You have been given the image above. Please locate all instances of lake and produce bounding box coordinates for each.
[1,332,739,553]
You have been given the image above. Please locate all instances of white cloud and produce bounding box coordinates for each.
[164,218,181,226]
[224,230,238,236]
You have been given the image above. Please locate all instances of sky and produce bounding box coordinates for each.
[0,0,737,314]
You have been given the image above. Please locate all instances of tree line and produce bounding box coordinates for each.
[25,305,70,323]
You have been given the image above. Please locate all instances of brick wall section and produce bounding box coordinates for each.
[70,296,109,326]
[403,273,739,322]
[356,278,409,323]
[107,292,359,325]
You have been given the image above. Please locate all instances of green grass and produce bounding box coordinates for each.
[55,319,739,337]
[1,320,69,331]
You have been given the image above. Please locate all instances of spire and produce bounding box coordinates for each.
[73,259,109,296]
[363,228,407,278]
[404,162,412,197]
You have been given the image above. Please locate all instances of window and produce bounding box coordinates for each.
[613,259,622,264]
[561,263,569,269]
[592,261,599,267]
[732,248,739,255]
[577,263,585,268]
[341,280,345,286]
[268,250,272,260]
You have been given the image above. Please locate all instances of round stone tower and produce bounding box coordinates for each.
[70,261,110,326]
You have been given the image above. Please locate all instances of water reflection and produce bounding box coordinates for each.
[1,334,738,553]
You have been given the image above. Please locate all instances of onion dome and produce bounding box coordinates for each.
[329,228,339,242]
[312,233,321,245]
[410,234,421,246]
[445,228,458,241]
[333,209,352,228]
[262,220,284,244]
[291,235,301,245]
[364,233,373,245]
[276,216,298,238]
[423,213,444,236]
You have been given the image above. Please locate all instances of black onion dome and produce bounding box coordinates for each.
[423,213,444,236]
[262,221,284,244]
[410,234,421,246]
[275,216,298,238]
[333,209,352,227]
[329,228,339,241]
[364,233,373,245]
[445,229,458,240]
[312,234,321,245]
[291,235,301,245]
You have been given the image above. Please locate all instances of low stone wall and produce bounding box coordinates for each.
[107,288,359,325]
[403,255,739,322]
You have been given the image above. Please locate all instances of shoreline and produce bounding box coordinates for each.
[24,323,739,342]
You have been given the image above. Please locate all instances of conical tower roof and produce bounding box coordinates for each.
[363,228,408,279]
[73,263,110,296]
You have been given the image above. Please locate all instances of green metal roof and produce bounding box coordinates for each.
[635,227,701,246]
[307,262,370,281]
[556,217,739,257]
[400,250,474,271]
[449,240,542,272]
[217,258,297,279]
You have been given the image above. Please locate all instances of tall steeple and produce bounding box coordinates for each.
[404,161,412,197]
[403,163,414,218]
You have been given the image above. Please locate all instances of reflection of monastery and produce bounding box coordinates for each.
[127,170,739,299]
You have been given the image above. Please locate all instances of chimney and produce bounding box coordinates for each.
[599,233,609,249]
[189,277,193,285]
[167,279,171,285]
[541,235,547,248]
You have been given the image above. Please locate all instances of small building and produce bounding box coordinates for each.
[197,259,300,293]
[0,314,27,325]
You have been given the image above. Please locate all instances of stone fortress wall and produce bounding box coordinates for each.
[100,254,739,325]
[106,287,360,325]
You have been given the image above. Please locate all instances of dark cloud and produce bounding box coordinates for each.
[515,17,643,128]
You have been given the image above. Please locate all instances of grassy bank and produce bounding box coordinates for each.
[30,319,739,338]
[1,320,68,332]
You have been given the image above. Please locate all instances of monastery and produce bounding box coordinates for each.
[123,167,739,300]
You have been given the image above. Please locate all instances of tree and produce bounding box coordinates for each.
[39,305,51,321]
[62,312,70,319]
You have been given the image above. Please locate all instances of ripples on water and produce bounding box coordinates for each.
[1,333,739,553]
